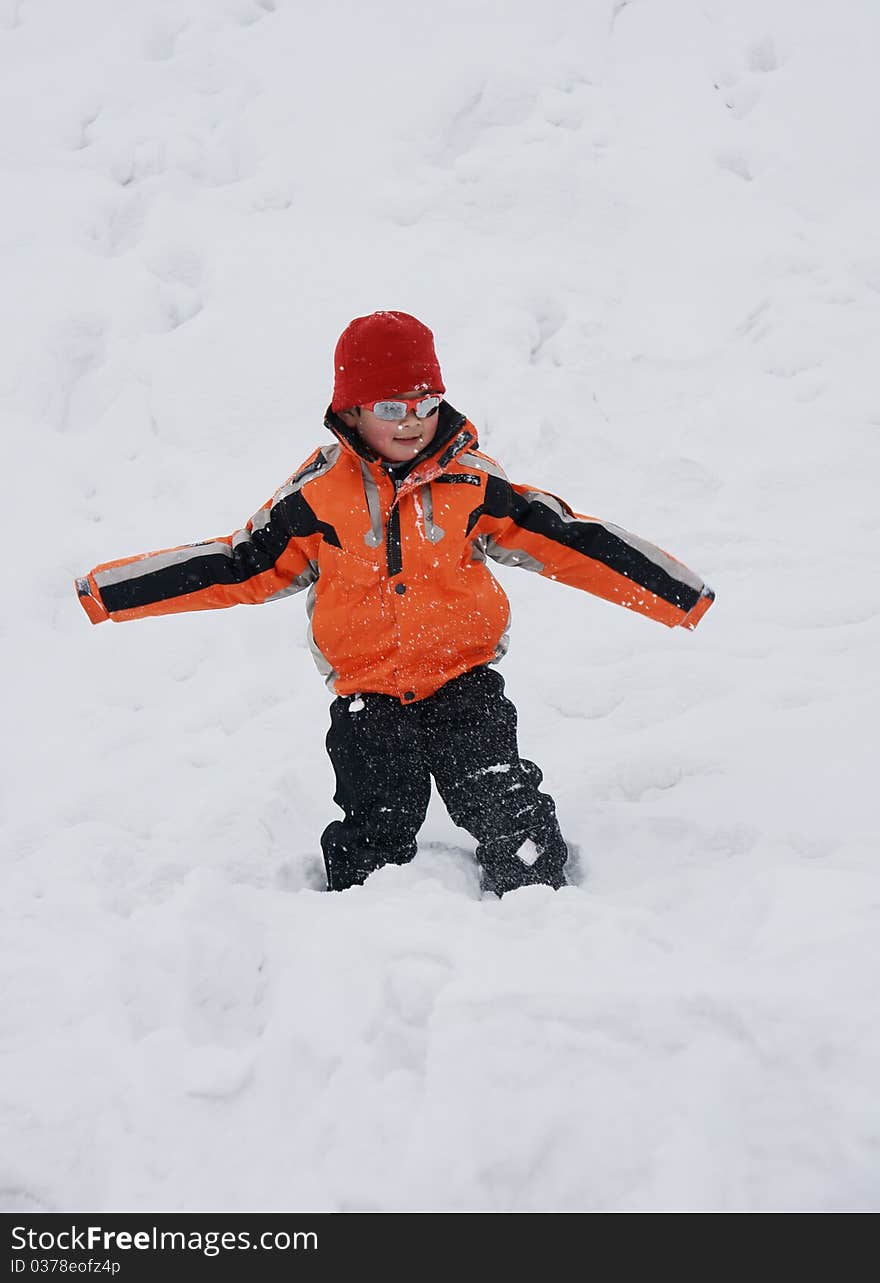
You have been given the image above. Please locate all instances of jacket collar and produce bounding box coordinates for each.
[324,400,478,486]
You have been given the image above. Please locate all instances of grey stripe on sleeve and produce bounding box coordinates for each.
[522,491,706,595]
[94,541,233,590]
[264,560,319,603]
[600,518,706,593]
[460,451,509,481]
[480,535,544,573]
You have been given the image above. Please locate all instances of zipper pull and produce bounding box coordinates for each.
[348,694,365,713]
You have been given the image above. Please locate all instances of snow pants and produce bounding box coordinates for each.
[321,665,568,895]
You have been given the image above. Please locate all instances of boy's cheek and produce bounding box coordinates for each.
[355,427,391,459]
[357,423,388,453]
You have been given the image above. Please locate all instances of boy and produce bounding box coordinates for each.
[76,310,715,896]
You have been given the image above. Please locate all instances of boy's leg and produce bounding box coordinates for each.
[421,666,568,895]
[321,692,431,891]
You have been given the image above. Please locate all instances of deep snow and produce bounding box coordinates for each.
[2,0,879,1211]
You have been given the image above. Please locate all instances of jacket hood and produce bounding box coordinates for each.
[323,399,478,481]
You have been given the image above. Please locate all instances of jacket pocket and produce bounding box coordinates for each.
[311,542,392,676]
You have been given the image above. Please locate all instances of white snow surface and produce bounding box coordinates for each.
[2,0,879,1211]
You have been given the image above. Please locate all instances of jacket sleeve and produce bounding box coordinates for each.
[75,461,333,625]
[471,471,715,631]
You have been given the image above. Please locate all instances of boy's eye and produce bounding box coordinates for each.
[370,395,441,421]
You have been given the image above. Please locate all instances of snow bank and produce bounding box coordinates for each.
[2,0,879,1210]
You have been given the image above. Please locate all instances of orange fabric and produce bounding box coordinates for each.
[680,587,715,631]
[306,466,512,700]
[76,574,110,624]
[76,417,714,701]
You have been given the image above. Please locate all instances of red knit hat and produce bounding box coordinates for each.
[331,311,445,411]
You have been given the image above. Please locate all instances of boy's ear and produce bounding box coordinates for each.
[338,407,360,428]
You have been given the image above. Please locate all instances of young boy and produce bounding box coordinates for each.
[76,310,714,896]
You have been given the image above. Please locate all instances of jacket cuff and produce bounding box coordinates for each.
[76,575,110,624]
[680,585,715,631]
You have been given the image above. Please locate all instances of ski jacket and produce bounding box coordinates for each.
[75,401,715,703]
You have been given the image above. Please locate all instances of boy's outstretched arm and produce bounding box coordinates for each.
[471,472,714,631]
[75,462,330,625]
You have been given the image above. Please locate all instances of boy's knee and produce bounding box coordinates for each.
[444,762,554,840]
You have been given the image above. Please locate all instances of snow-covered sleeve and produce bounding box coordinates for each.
[75,469,328,625]
[471,472,715,631]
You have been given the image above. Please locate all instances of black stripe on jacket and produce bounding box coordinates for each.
[480,475,701,613]
[385,506,403,578]
[101,491,339,614]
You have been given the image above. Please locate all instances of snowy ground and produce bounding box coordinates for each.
[2,0,879,1211]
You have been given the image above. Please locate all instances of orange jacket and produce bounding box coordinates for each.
[76,402,714,702]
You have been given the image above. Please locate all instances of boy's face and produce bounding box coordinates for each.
[339,390,441,464]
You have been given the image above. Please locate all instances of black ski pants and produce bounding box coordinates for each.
[321,665,568,895]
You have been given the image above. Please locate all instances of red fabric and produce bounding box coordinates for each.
[331,311,445,411]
